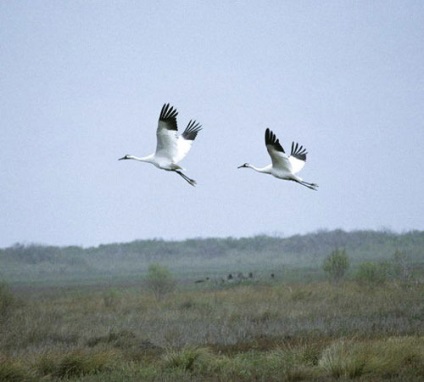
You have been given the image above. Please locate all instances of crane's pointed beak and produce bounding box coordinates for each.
[118,156,127,161]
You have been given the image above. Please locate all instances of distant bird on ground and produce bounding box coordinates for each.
[238,128,318,190]
[119,103,202,186]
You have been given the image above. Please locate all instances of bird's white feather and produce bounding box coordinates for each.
[174,136,194,164]
[288,156,306,174]
[266,145,293,174]
[155,128,179,163]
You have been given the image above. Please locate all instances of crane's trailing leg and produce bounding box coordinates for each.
[297,180,318,191]
[176,170,196,187]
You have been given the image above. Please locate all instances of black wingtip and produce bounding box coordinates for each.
[265,128,285,153]
[182,120,202,140]
[159,103,178,121]
[159,103,179,131]
[290,141,308,161]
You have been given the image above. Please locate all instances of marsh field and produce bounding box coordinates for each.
[1,230,424,381]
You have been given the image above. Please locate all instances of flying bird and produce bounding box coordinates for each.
[238,128,318,190]
[119,103,202,186]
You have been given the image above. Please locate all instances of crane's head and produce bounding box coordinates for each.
[118,154,131,160]
[237,163,250,169]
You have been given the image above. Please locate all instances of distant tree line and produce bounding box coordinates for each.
[1,230,423,284]
[2,229,423,263]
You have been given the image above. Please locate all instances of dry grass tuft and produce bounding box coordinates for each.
[318,339,366,378]
[0,354,33,382]
[363,336,424,378]
[162,346,216,373]
[319,336,424,379]
[35,348,118,379]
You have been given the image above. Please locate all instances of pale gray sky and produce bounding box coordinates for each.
[1,1,423,247]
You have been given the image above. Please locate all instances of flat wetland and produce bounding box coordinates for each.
[1,230,423,381]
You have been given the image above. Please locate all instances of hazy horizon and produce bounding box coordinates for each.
[2,227,422,250]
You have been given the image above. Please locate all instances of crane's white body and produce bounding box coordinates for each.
[238,128,318,190]
[119,104,202,186]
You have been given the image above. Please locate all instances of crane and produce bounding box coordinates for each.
[238,128,318,190]
[119,103,202,186]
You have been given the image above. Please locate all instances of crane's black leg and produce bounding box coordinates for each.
[176,170,196,187]
[294,179,318,190]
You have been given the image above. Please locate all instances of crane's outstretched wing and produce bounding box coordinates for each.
[155,103,179,160]
[288,142,307,174]
[265,128,308,175]
[265,128,293,173]
[174,120,202,163]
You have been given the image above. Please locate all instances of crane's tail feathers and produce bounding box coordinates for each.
[176,170,197,187]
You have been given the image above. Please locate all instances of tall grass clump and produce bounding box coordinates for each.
[319,337,424,379]
[264,346,316,381]
[162,346,215,374]
[362,336,424,378]
[318,339,366,378]
[214,347,316,381]
[0,355,33,382]
[35,349,117,379]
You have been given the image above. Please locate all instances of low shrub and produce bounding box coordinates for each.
[323,249,350,284]
[144,264,176,301]
[355,261,389,287]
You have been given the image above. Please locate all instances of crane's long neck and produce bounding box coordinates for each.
[245,164,272,174]
[125,154,155,164]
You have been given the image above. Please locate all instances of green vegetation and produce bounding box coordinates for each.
[144,263,176,301]
[0,230,423,380]
[355,261,389,287]
[322,248,350,283]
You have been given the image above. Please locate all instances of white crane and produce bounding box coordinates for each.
[119,103,202,186]
[238,128,318,190]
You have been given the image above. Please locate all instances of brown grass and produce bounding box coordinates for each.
[0,280,423,380]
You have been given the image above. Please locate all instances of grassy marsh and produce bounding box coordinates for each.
[1,279,423,381]
[1,231,424,380]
